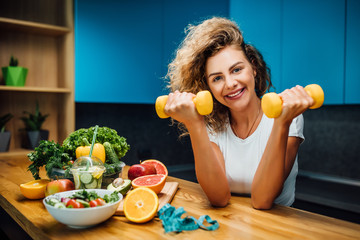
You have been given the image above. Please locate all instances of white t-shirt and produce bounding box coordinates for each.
[208,114,304,206]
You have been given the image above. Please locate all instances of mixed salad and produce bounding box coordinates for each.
[45,189,120,209]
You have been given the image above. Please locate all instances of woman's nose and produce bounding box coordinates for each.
[225,76,238,89]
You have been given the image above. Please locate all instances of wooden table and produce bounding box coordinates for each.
[0,156,359,240]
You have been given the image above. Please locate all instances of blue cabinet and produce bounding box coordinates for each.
[75,0,228,104]
[231,0,349,104]
[230,0,281,92]
[75,0,163,103]
[282,0,345,104]
[345,0,360,104]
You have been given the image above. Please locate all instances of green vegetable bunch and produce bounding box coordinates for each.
[62,126,130,161]
[27,140,72,180]
[27,126,130,180]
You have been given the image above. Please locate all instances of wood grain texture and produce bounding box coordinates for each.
[0,156,359,240]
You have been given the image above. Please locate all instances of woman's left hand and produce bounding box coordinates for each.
[277,85,314,124]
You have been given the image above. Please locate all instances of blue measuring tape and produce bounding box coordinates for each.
[158,203,219,233]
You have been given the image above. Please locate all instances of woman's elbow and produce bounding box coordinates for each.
[251,196,274,210]
[210,192,231,207]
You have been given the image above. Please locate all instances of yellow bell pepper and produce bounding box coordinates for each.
[76,142,106,163]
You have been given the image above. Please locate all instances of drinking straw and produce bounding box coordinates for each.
[86,125,99,171]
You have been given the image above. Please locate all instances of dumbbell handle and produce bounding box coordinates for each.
[261,84,324,118]
[155,90,213,119]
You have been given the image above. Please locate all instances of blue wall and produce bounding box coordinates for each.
[75,0,229,103]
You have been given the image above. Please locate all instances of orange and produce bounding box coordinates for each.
[20,179,50,199]
[123,187,159,223]
[131,174,166,194]
[141,159,168,177]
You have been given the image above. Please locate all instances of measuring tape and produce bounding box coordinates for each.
[158,203,219,233]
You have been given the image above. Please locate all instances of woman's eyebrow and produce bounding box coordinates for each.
[207,61,243,78]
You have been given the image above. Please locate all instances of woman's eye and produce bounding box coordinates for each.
[233,67,241,73]
[213,76,222,82]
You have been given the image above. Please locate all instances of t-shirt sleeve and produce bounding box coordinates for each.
[207,128,218,144]
[289,114,305,141]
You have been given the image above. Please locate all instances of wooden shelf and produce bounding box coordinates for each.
[0,0,75,156]
[0,85,71,93]
[0,17,70,36]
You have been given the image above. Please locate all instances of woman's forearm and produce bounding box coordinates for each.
[186,122,231,207]
[251,120,290,209]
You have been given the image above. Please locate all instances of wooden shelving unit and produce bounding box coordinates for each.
[0,0,75,157]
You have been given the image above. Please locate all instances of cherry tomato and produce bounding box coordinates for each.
[66,199,84,208]
[89,200,98,208]
[95,198,106,206]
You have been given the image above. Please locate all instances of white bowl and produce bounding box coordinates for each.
[43,189,122,228]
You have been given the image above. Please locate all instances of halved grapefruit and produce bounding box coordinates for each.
[141,159,168,177]
[131,174,166,194]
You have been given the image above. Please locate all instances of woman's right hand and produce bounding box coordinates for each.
[164,90,204,126]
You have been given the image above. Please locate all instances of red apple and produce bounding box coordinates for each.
[128,164,156,180]
[45,179,75,196]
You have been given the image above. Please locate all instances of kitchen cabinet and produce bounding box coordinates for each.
[231,0,348,104]
[0,0,74,156]
[345,0,360,104]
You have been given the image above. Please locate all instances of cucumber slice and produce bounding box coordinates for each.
[85,179,98,189]
[76,199,90,208]
[54,202,66,209]
[80,173,93,184]
[48,198,60,205]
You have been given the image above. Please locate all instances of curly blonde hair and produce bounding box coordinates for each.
[166,17,272,135]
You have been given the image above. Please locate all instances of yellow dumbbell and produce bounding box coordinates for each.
[155,90,213,119]
[261,84,324,118]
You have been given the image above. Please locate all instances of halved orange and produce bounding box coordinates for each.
[131,174,166,194]
[141,159,168,177]
[123,187,159,223]
[20,179,50,199]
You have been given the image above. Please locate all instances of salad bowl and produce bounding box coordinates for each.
[43,189,122,228]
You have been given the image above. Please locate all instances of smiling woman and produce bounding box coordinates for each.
[162,17,315,209]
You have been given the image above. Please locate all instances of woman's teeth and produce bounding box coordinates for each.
[227,89,243,97]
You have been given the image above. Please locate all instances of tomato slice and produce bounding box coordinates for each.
[95,198,106,206]
[66,199,84,208]
[89,200,98,207]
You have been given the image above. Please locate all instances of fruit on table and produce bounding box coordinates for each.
[123,187,159,223]
[128,163,156,181]
[131,174,166,194]
[155,90,213,118]
[20,179,50,199]
[107,178,132,195]
[76,141,106,163]
[45,179,75,197]
[141,159,168,177]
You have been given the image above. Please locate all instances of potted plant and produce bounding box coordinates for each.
[20,101,49,149]
[0,113,13,152]
[2,55,28,87]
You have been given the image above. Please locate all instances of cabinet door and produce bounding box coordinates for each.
[345,0,360,104]
[282,0,345,104]
[75,0,163,104]
[230,0,281,92]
